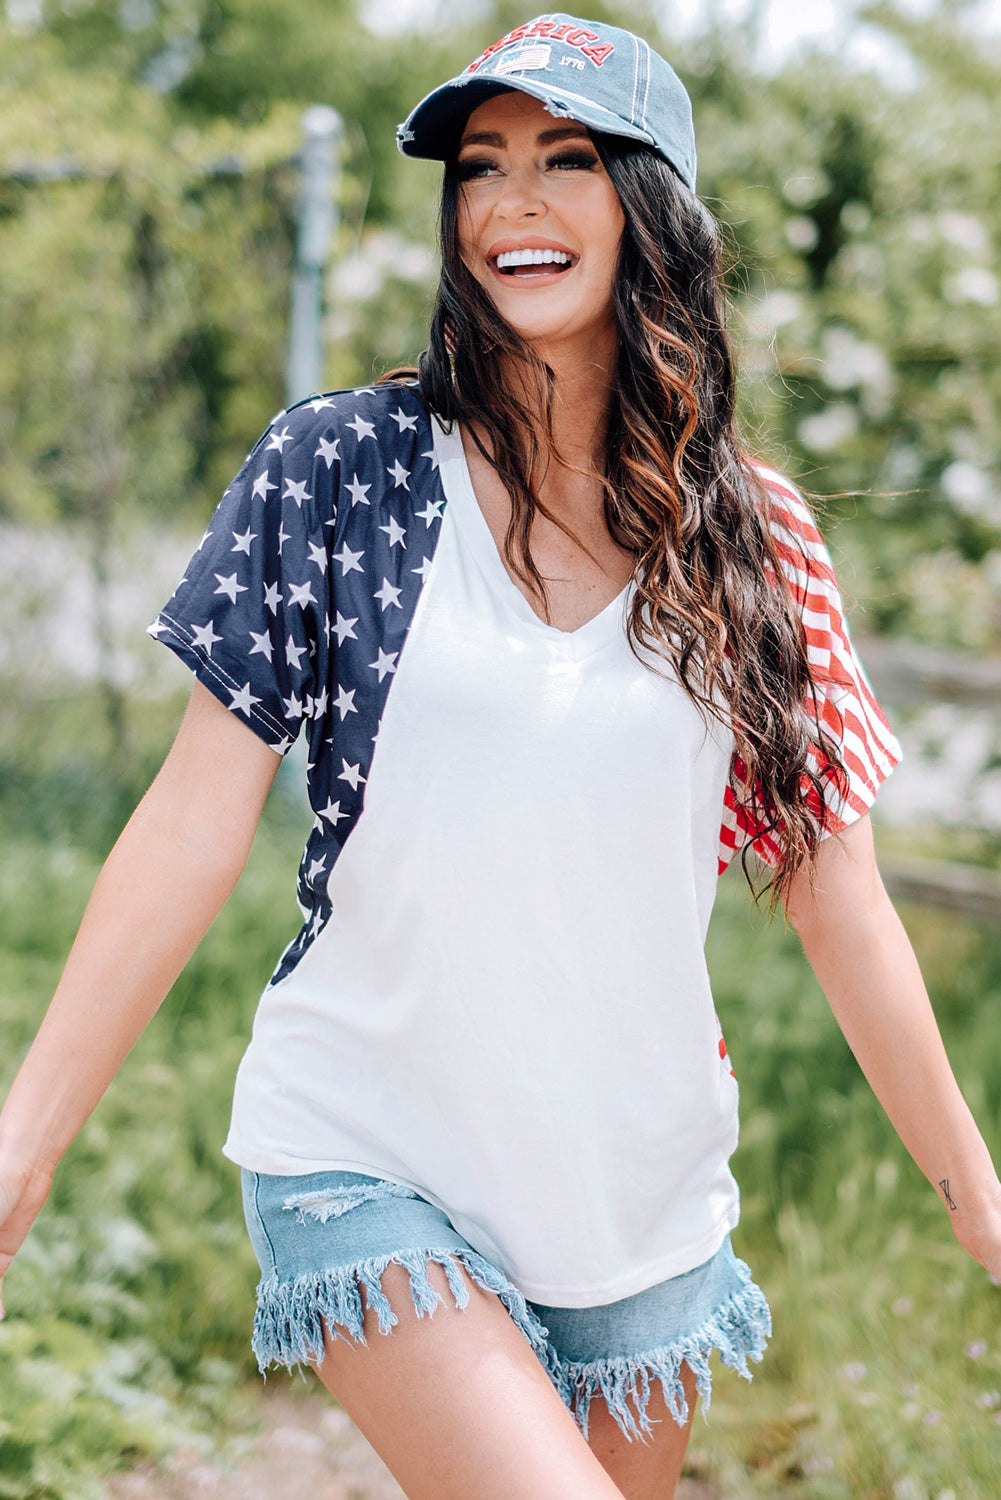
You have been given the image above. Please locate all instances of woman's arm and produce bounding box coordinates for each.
[0,681,282,1313]
[783,812,1001,1279]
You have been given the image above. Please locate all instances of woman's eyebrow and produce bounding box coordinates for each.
[457,125,592,150]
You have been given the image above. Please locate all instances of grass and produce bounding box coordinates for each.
[2,686,1000,1499]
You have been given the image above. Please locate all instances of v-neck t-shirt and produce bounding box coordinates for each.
[150,385,901,1308]
[222,415,745,1305]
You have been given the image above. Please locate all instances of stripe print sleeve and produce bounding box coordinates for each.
[718,465,903,874]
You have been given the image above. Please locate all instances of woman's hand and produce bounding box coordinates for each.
[0,1161,53,1318]
[0,682,282,1317]
[948,1180,1001,1283]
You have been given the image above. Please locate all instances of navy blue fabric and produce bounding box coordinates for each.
[149,382,448,985]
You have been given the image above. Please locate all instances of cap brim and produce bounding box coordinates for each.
[396,74,658,162]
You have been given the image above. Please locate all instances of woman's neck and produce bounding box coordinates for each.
[494,328,618,477]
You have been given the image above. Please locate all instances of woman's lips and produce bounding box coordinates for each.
[487,258,576,284]
[486,242,579,283]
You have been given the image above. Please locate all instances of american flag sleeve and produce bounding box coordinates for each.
[718,466,903,873]
[148,411,334,756]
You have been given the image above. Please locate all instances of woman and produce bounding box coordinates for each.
[2,15,999,1500]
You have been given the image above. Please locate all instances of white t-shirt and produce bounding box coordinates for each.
[151,384,901,1308]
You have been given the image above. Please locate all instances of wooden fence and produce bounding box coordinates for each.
[855,636,1001,925]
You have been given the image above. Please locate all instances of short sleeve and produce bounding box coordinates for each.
[718,466,903,872]
[149,407,334,755]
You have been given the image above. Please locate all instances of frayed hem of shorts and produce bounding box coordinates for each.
[553,1258,772,1443]
[251,1245,557,1381]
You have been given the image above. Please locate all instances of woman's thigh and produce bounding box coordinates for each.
[584,1362,697,1500]
[241,1170,769,1499]
[312,1257,626,1500]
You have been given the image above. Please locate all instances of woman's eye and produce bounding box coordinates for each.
[456,158,498,181]
[547,151,599,171]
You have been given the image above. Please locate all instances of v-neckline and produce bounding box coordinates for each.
[431,416,633,650]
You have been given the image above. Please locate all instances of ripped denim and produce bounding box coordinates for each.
[242,1167,770,1442]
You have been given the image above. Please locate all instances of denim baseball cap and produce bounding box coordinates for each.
[396,13,697,191]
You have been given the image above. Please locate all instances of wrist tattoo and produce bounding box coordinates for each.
[939,1178,958,1211]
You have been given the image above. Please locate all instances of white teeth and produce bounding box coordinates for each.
[495,248,572,269]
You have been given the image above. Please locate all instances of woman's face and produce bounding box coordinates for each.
[454,91,625,356]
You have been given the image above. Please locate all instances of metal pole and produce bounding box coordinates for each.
[286,104,342,405]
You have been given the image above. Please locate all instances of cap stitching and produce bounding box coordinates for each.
[630,34,640,127]
[640,38,652,131]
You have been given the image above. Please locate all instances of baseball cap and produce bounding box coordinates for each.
[396,14,697,191]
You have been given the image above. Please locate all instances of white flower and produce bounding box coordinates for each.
[747,291,802,336]
[799,403,858,453]
[936,211,990,257]
[943,267,999,306]
[785,215,820,252]
[941,462,996,518]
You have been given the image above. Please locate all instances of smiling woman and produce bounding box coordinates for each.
[453,95,624,363]
[2,12,1000,1500]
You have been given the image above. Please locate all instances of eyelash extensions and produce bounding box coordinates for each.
[455,149,600,180]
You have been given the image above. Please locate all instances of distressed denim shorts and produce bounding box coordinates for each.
[241,1167,771,1442]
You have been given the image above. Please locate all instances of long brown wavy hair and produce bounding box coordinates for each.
[382,128,847,903]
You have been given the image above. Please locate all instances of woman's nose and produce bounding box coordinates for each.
[494,166,546,220]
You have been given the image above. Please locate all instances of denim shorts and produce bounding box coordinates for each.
[241,1167,771,1442]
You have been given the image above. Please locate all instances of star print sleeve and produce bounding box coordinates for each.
[148,407,335,754]
[718,466,903,874]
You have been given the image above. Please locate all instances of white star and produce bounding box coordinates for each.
[386,458,410,490]
[266,425,293,452]
[332,612,358,645]
[309,907,325,938]
[315,435,340,468]
[415,498,445,526]
[147,617,167,638]
[283,477,313,506]
[271,735,293,755]
[373,577,402,611]
[249,628,273,661]
[311,687,329,718]
[229,682,261,715]
[389,406,419,432]
[421,447,440,470]
[411,556,433,581]
[338,758,366,791]
[190,620,223,655]
[252,470,278,500]
[288,580,318,609]
[194,527,213,551]
[214,572,247,604]
[333,685,357,719]
[285,635,307,670]
[345,474,371,507]
[379,516,407,549]
[307,855,327,883]
[263,581,282,613]
[317,798,350,825]
[231,527,256,554]
[346,413,377,442]
[333,543,364,576]
[369,647,398,681]
[308,396,337,414]
[307,541,328,573]
[277,521,291,553]
[283,692,304,719]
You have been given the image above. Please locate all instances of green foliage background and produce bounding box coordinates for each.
[2,0,1000,1495]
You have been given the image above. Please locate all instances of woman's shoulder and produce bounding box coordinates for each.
[743,458,837,582]
[245,380,429,463]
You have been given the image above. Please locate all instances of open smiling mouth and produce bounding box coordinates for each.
[492,249,576,278]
